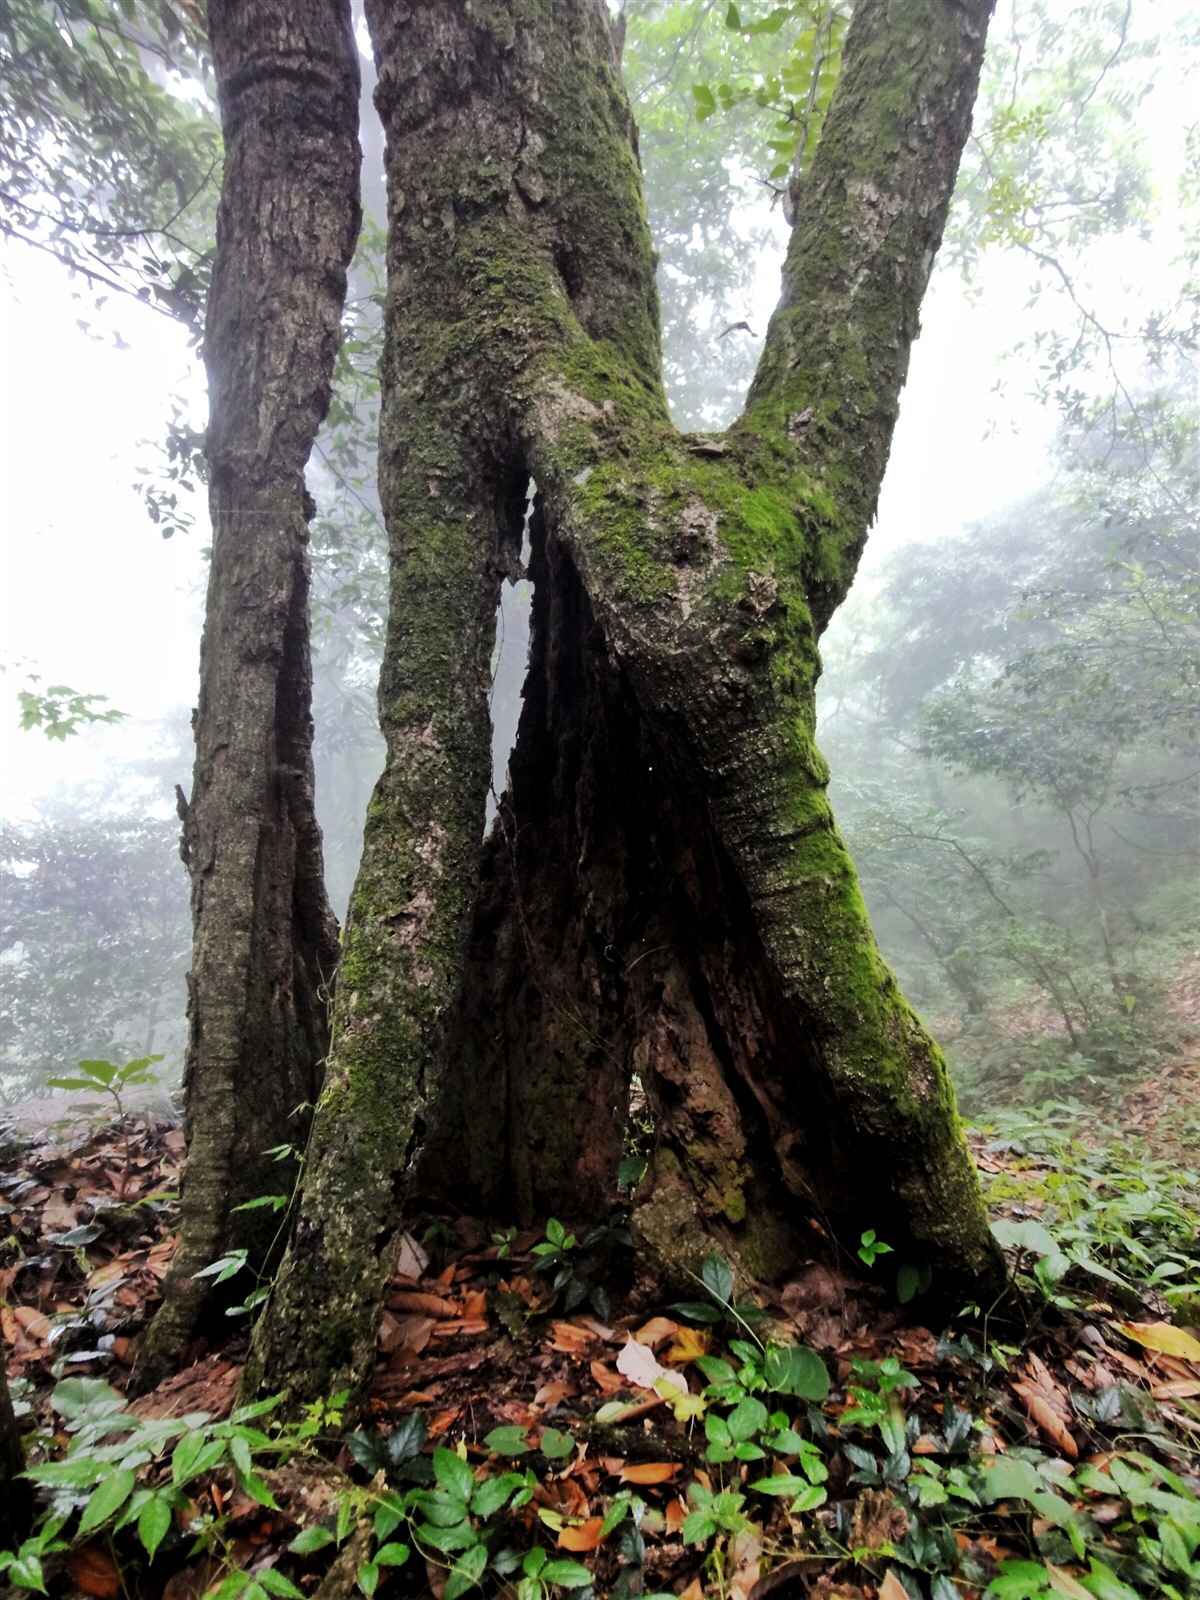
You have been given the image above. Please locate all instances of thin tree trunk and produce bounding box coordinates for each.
[1,1359,31,1552]
[134,0,361,1390]
[248,0,1004,1412]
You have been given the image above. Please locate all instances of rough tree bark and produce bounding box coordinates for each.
[1,1361,31,1553]
[247,0,1006,1411]
[134,0,361,1388]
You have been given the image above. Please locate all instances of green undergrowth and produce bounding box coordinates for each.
[7,1105,1200,1600]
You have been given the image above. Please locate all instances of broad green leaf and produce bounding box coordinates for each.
[78,1467,136,1535]
[434,1446,476,1500]
[763,1343,829,1401]
[540,1559,594,1588]
[701,1251,733,1305]
[138,1494,172,1560]
[288,1526,335,1555]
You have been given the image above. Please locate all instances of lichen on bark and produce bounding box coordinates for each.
[249,0,1004,1412]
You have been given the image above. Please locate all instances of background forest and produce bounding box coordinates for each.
[2,0,1195,1116]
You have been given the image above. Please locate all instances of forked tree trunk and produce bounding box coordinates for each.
[248,0,1005,1411]
[135,0,361,1389]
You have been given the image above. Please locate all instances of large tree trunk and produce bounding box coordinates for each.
[135,0,361,1389]
[248,0,1004,1411]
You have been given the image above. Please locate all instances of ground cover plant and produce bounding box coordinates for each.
[3,1063,1198,1600]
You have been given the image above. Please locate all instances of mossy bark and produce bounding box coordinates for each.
[134,0,361,1391]
[250,0,1004,1411]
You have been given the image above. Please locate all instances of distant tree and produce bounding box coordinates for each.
[0,807,188,1098]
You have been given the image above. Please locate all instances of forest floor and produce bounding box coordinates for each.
[3,1058,1199,1600]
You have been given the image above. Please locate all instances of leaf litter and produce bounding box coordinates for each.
[3,1096,1199,1600]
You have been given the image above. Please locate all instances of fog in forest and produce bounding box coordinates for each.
[1,0,1196,1115]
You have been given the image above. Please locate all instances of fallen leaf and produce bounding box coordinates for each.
[665,1497,686,1534]
[67,1544,121,1600]
[728,1526,762,1600]
[1045,1562,1093,1599]
[535,1380,576,1407]
[13,1304,51,1339]
[551,1320,597,1355]
[679,1580,704,1600]
[634,1316,678,1349]
[590,1361,624,1395]
[389,1290,458,1317]
[1115,1321,1200,1364]
[558,1517,604,1552]
[616,1335,666,1389]
[1152,1379,1200,1399]
[396,1231,429,1280]
[666,1325,711,1364]
[620,1461,679,1484]
[1012,1377,1078,1460]
[878,1572,910,1600]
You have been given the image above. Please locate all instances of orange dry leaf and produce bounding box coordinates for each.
[665,1326,711,1365]
[535,1380,576,1407]
[1012,1357,1078,1461]
[13,1304,50,1340]
[679,1580,704,1600]
[590,1361,624,1395]
[66,1544,121,1600]
[461,1290,488,1320]
[620,1461,679,1485]
[558,1518,605,1553]
[665,1497,687,1534]
[390,1291,458,1317]
[634,1316,678,1349]
[879,1572,910,1600]
[550,1320,596,1355]
[428,1407,463,1437]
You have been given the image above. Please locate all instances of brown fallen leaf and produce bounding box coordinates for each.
[634,1316,678,1349]
[558,1517,604,1552]
[535,1380,576,1406]
[66,1543,121,1600]
[590,1360,624,1395]
[389,1290,458,1317]
[550,1320,597,1355]
[879,1572,910,1600]
[1012,1370,1078,1461]
[620,1461,679,1484]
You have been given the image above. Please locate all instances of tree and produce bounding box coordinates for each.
[1,805,188,1098]
[134,0,362,1386]
[244,0,1006,1411]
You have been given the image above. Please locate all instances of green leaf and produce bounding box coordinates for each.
[472,1473,524,1518]
[726,1397,769,1442]
[78,1468,136,1535]
[138,1494,173,1560]
[386,1410,427,1465]
[485,1425,530,1456]
[356,1562,379,1597]
[701,1251,734,1305]
[763,1344,829,1401]
[77,1060,119,1084]
[671,1301,722,1324]
[255,1569,305,1598]
[288,1526,335,1555]
[540,1559,595,1588]
[374,1544,410,1568]
[433,1448,476,1501]
[540,1428,574,1460]
[444,1543,487,1600]
[682,1511,716,1545]
[691,84,716,119]
[725,3,741,27]
[6,1556,47,1593]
